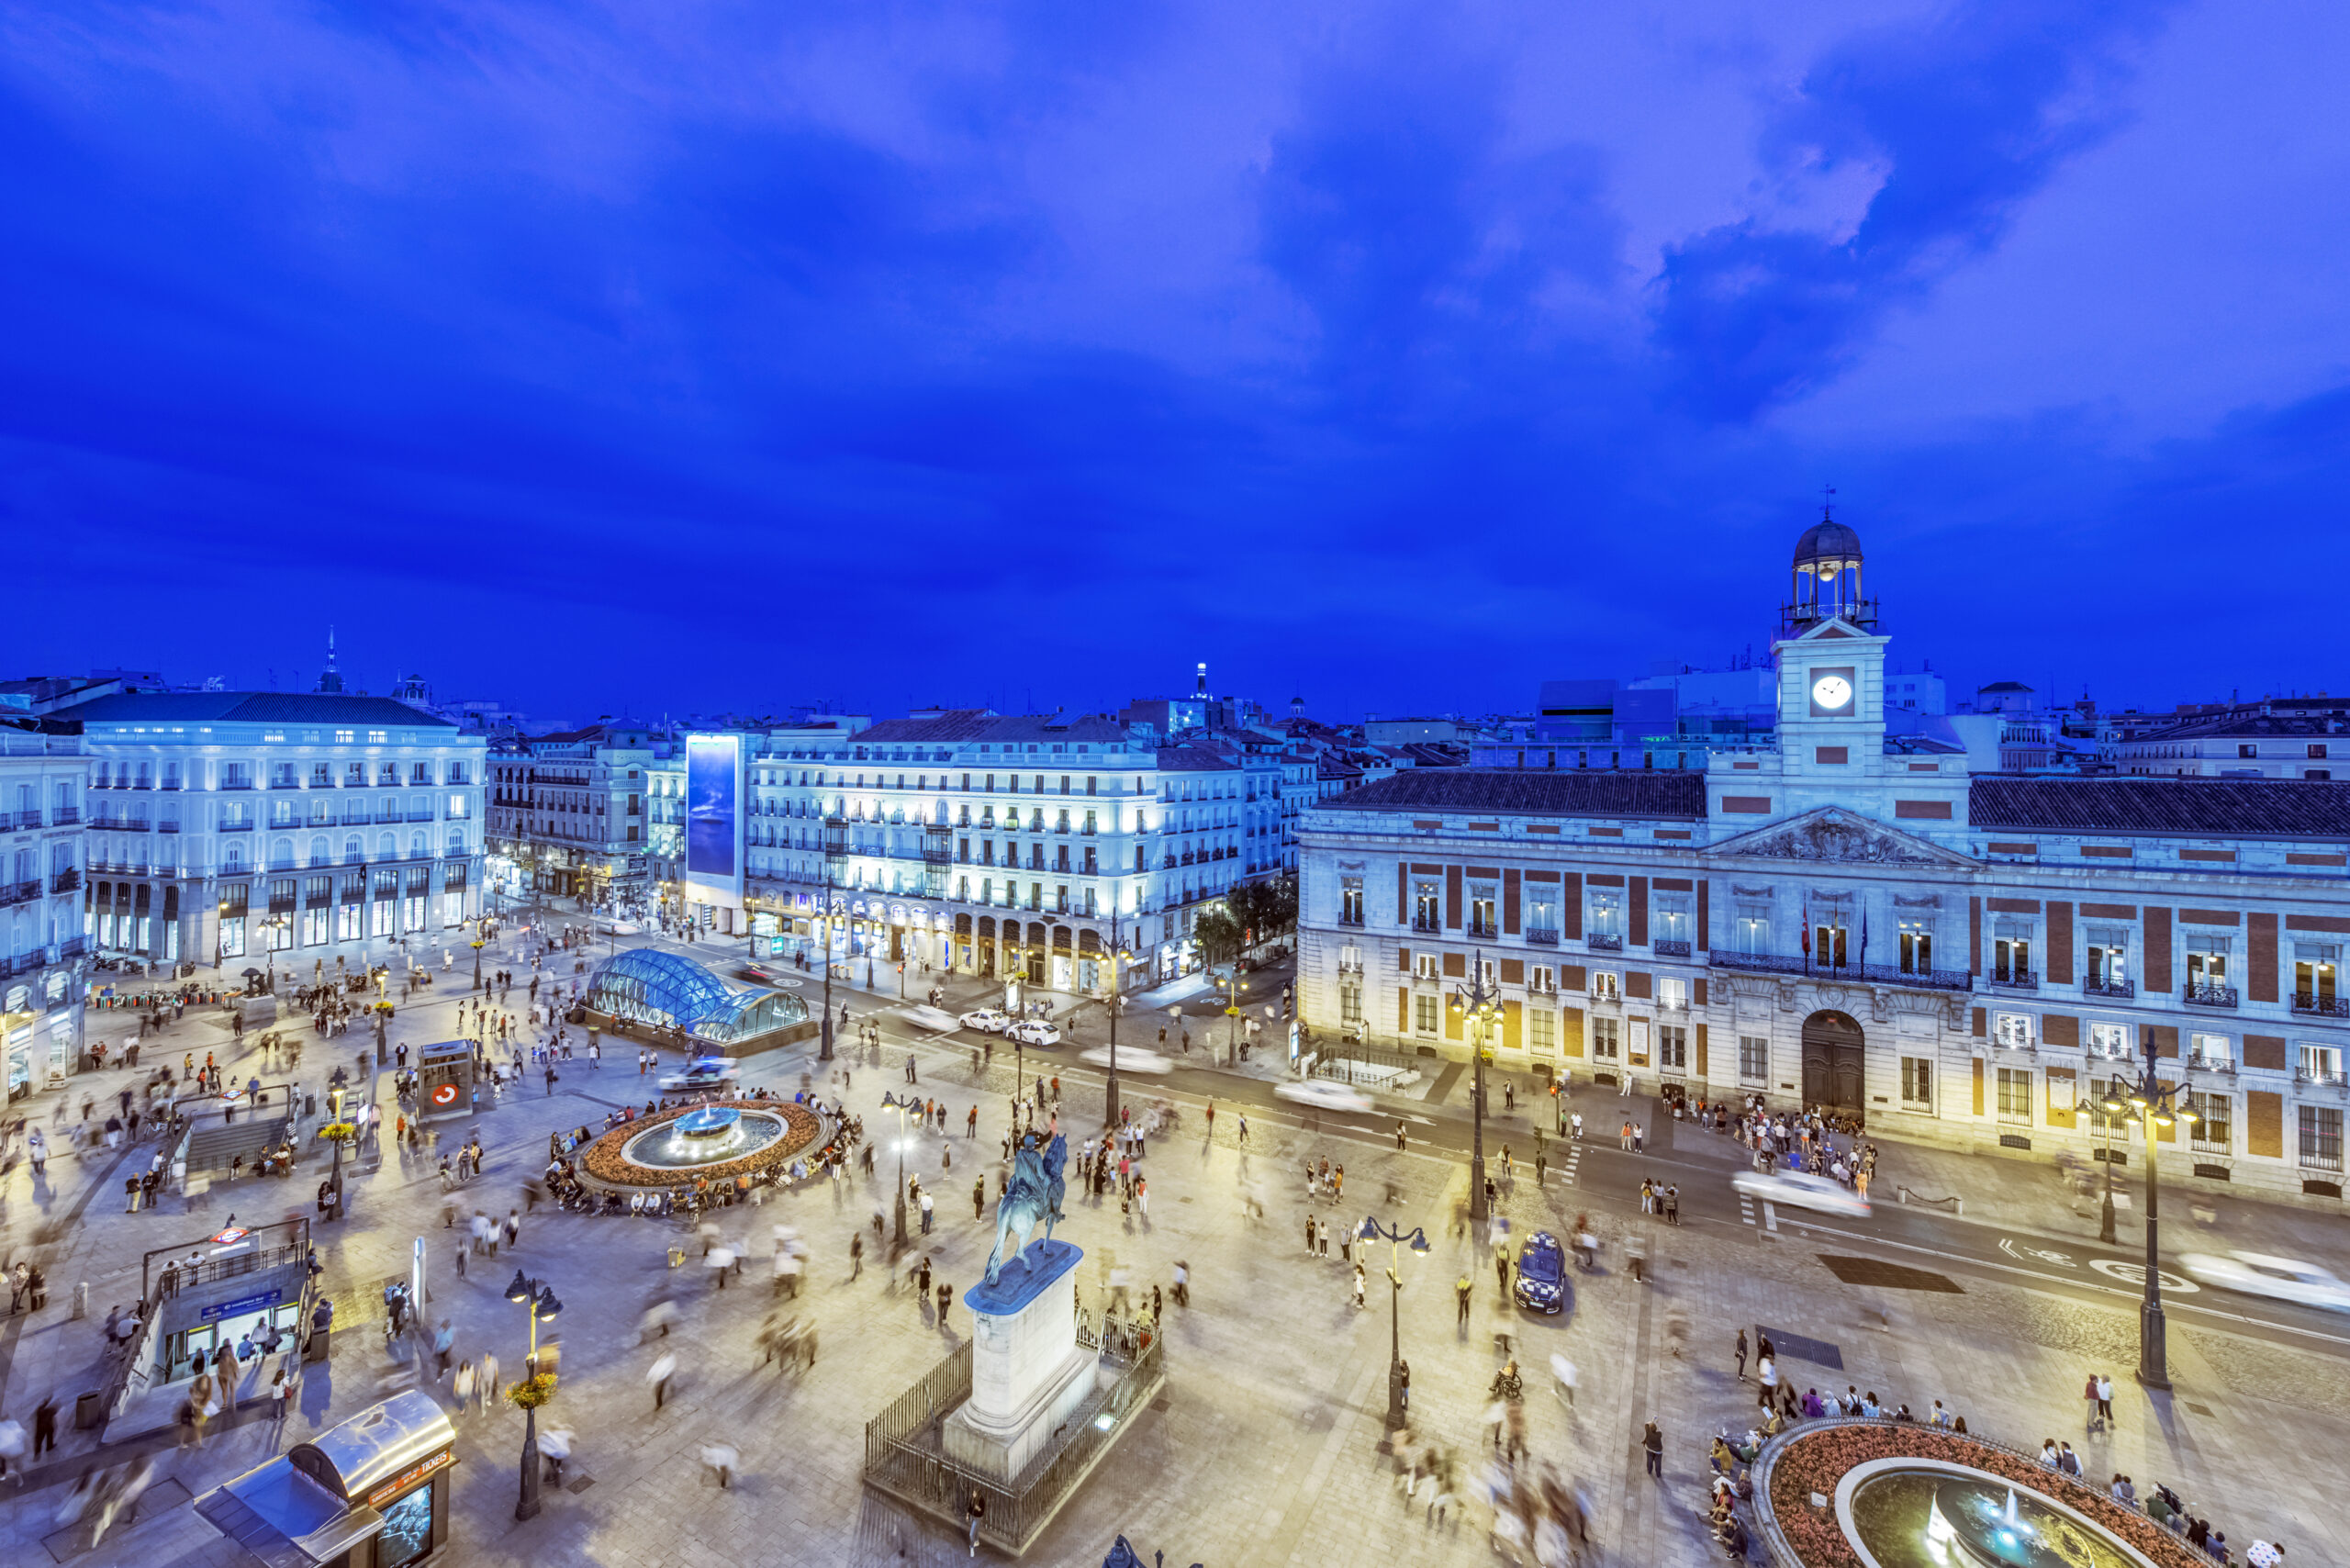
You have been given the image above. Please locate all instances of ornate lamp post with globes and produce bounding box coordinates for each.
[2097,1042,2197,1389]
[1452,949,1500,1223]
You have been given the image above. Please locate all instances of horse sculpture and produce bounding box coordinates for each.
[982,1130,1069,1286]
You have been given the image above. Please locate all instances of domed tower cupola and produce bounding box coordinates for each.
[1782,503,1877,635]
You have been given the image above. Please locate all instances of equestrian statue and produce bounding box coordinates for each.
[983,1128,1069,1285]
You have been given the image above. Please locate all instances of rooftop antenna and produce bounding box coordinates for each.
[1821,484,1836,519]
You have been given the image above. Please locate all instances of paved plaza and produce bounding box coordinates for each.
[3,928,2345,1567]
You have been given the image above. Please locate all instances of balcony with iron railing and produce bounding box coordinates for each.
[2293,991,2350,1018]
[0,879,40,906]
[53,806,79,824]
[218,820,254,834]
[2183,981,2239,1009]
[1586,933,1623,953]
[2083,975,2134,999]
[1525,927,1559,946]
[1986,969,2037,991]
[2185,1052,2235,1076]
[1468,919,1500,940]
[1654,937,1692,958]
[1411,914,1442,935]
[51,867,80,893]
[1707,948,1975,991]
[2296,1068,2350,1091]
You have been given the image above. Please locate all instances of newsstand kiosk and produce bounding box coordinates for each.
[196,1389,458,1567]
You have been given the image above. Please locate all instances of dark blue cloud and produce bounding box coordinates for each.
[1651,1,2176,420]
[0,1,2339,723]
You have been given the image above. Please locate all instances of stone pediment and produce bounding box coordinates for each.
[1712,806,1975,868]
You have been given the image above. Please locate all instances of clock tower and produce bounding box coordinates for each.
[1704,510,1968,839]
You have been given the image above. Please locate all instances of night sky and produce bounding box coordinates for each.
[6,3,2346,722]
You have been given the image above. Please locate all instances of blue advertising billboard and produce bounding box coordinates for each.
[685,733,744,908]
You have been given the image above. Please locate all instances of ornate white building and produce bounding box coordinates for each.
[1296,521,2350,1204]
[1,717,86,1097]
[65,693,488,979]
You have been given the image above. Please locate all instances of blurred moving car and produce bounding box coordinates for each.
[957,1009,1012,1034]
[1729,1170,1871,1218]
[1079,1047,1171,1074]
[2178,1250,2350,1311]
[1273,1080,1374,1114]
[599,920,641,936]
[1514,1231,1569,1315]
[656,1057,741,1092]
[1007,1020,1063,1047]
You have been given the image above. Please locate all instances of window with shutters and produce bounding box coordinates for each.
[1528,1007,1555,1055]
[1992,922,2033,985]
[1591,1017,1619,1059]
[1339,877,1363,926]
[2086,927,2131,995]
[2189,1092,2231,1153]
[1739,1035,1769,1082]
[2295,943,2339,1012]
[2301,1042,2346,1087]
[1657,1025,1687,1070]
[2300,1104,2344,1170]
[1338,980,1361,1024]
[2087,1022,2131,1059]
[1657,976,1687,1013]
[1733,905,1770,955]
[1414,952,1439,980]
[1994,1012,2035,1049]
[1469,883,1498,939]
[1652,898,1691,954]
[1898,919,1934,976]
[1590,970,1620,1002]
[1413,994,1439,1036]
[1588,892,1622,947]
[1413,880,1440,933]
[1996,1068,2033,1123]
[1900,1058,1933,1108]
[2188,1033,2231,1071]
[2185,934,2232,1002]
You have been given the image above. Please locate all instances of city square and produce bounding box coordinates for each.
[9,5,2350,1566]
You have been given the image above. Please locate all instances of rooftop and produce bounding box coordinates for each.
[1312,767,1707,821]
[1969,777,2350,837]
[59,691,456,728]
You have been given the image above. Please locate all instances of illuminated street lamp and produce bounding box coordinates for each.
[1451,948,1501,1224]
[819,817,848,1061]
[1104,910,1132,1127]
[1358,1215,1431,1429]
[506,1270,564,1520]
[2098,1045,2198,1389]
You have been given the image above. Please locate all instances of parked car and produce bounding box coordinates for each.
[1273,1080,1374,1114]
[1008,1020,1063,1047]
[1514,1231,1569,1315]
[1729,1170,1871,1218]
[957,1009,1012,1034]
[2178,1250,2350,1311]
[656,1057,741,1092]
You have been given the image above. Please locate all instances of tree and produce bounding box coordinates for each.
[1192,903,1246,968]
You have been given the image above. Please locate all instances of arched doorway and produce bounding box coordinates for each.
[1801,1010,1867,1120]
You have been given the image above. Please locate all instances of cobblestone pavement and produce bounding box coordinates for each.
[2,941,2342,1567]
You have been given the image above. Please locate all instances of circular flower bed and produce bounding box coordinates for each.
[577,1099,823,1189]
[1760,1421,2203,1568]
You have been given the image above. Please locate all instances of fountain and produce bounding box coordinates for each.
[578,1098,825,1187]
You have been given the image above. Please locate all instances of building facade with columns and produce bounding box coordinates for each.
[1295,522,2350,1204]
[62,692,489,980]
[486,724,669,910]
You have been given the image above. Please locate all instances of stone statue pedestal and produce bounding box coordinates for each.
[945,1239,1097,1483]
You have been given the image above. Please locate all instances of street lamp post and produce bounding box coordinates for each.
[472,935,487,992]
[1452,948,1500,1223]
[879,1091,914,1248]
[2097,1047,2197,1390]
[324,1081,348,1221]
[1358,1215,1430,1428]
[819,818,848,1062]
[2097,1077,2121,1246]
[505,1270,564,1521]
[1104,910,1127,1129]
[261,914,289,990]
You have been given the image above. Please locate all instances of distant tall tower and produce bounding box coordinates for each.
[1195,662,1210,700]
[1290,694,1306,719]
[315,626,345,694]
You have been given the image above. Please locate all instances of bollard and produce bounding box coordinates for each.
[73,1281,89,1320]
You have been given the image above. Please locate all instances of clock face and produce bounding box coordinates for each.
[1810,674,1853,711]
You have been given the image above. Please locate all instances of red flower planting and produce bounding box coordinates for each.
[578,1099,823,1188]
[1762,1423,2207,1568]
